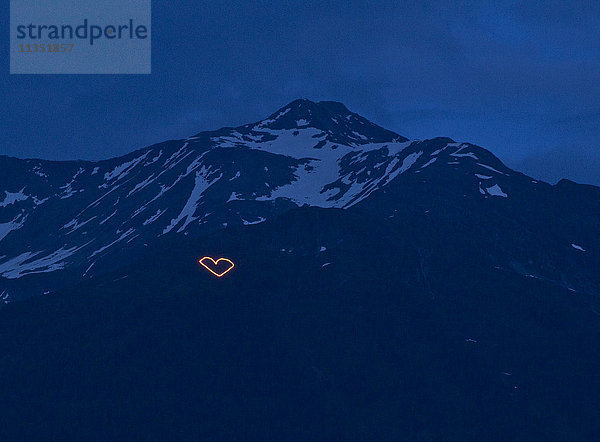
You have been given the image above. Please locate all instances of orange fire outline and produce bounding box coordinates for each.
[199,256,235,277]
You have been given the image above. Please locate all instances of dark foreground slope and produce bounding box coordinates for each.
[1,207,599,441]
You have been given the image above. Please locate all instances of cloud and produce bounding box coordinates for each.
[0,0,599,188]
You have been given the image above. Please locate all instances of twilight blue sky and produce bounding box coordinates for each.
[2,0,599,185]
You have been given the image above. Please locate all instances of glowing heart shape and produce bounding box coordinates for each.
[199,257,235,277]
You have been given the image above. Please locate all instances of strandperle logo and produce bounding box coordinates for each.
[15,19,149,46]
[10,0,151,74]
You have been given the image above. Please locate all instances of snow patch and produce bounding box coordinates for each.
[104,152,149,182]
[486,184,508,198]
[99,210,117,225]
[61,168,85,198]
[242,217,266,225]
[226,192,242,203]
[143,209,166,226]
[451,152,478,159]
[386,152,423,183]
[32,166,48,178]
[421,158,437,168]
[127,174,156,197]
[0,189,29,207]
[0,215,26,242]
[0,244,88,279]
[477,163,507,175]
[62,216,97,233]
[90,229,135,258]
[450,145,478,160]
[430,145,449,156]
[163,168,222,234]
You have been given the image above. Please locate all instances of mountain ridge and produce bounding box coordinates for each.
[0,99,598,303]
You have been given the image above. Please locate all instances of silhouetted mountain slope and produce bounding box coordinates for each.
[0,207,599,440]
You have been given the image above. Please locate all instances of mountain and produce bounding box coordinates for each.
[2,99,597,302]
[0,100,599,440]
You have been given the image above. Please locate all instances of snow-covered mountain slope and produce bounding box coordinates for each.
[0,99,598,301]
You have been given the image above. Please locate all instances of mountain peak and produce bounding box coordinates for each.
[273,99,352,117]
[254,99,408,145]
